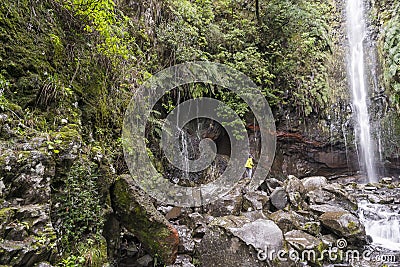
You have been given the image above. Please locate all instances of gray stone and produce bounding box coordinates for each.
[285,175,306,210]
[167,255,195,267]
[321,234,337,247]
[265,178,283,192]
[309,204,347,214]
[319,211,366,240]
[198,216,284,267]
[302,176,328,192]
[204,183,243,217]
[284,230,322,251]
[270,187,288,210]
[323,183,358,211]
[285,175,306,195]
[364,186,378,191]
[175,225,195,254]
[268,210,305,233]
[228,219,284,250]
[242,211,267,221]
[136,254,153,267]
[380,177,393,184]
[302,222,321,236]
[242,191,270,212]
[0,179,4,197]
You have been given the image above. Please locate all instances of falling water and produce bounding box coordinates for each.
[346,0,377,182]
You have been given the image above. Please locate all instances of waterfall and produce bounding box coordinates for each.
[345,0,377,182]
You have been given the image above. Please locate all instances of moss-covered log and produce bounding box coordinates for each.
[110,175,179,265]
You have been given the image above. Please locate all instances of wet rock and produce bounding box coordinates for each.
[364,186,378,191]
[167,255,195,267]
[268,210,305,233]
[2,151,53,205]
[368,194,394,204]
[302,176,328,192]
[306,189,335,205]
[0,179,5,197]
[284,230,322,251]
[242,211,267,221]
[321,234,337,247]
[284,230,325,265]
[242,191,270,212]
[285,175,306,194]
[284,175,306,210]
[204,183,243,217]
[166,207,183,220]
[263,177,283,193]
[198,216,283,266]
[323,183,358,211]
[175,225,195,254]
[0,203,56,266]
[270,187,288,210]
[228,218,283,250]
[302,221,321,236]
[309,204,347,215]
[136,254,153,267]
[319,211,366,241]
[380,177,393,184]
[103,214,120,258]
[183,212,208,230]
[111,175,179,265]
[126,244,139,257]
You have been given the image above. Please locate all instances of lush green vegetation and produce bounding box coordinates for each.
[155,0,333,117]
[380,2,400,108]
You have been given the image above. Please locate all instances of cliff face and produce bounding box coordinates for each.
[0,0,399,266]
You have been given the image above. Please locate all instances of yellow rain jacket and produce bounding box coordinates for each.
[245,157,254,169]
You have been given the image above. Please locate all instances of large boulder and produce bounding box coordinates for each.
[111,175,179,265]
[284,230,322,251]
[270,187,288,210]
[302,176,328,192]
[198,216,284,266]
[309,204,347,215]
[284,175,306,210]
[204,180,244,217]
[242,191,270,212]
[268,210,305,233]
[284,230,325,266]
[319,211,366,241]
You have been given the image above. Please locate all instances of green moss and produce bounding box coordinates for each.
[347,221,358,232]
[0,207,14,221]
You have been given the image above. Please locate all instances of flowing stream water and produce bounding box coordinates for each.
[346,0,377,182]
[345,0,400,251]
[359,201,400,251]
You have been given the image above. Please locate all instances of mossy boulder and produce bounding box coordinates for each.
[110,175,179,265]
[0,204,57,266]
[319,211,366,242]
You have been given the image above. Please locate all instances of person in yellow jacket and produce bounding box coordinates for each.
[245,154,254,178]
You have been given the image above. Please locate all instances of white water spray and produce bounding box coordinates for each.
[346,0,377,182]
[359,201,400,251]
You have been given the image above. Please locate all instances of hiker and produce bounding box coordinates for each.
[245,154,254,178]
